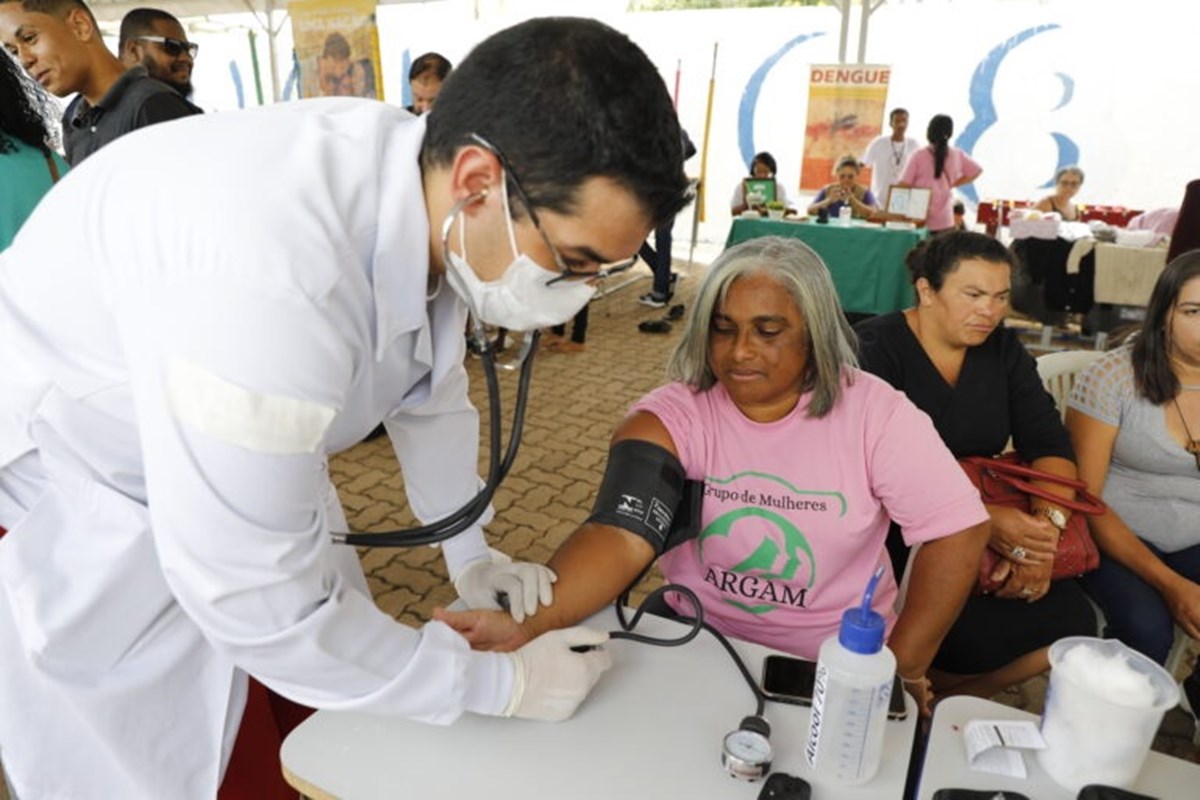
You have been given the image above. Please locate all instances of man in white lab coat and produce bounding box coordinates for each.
[0,16,690,799]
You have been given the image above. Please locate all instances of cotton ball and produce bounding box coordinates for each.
[1058,643,1157,707]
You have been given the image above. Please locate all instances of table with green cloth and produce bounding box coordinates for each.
[724,217,924,315]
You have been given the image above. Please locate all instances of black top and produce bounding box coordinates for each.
[854,311,1073,461]
[856,312,1093,677]
[62,65,200,166]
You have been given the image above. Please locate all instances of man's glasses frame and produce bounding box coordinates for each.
[135,36,199,59]
[467,133,638,286]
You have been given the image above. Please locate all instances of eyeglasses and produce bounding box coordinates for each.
[467,132,639,286]
[136,36,199,59]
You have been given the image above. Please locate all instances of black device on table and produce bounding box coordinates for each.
[930,781,1156,799]
[756,771,810,800]
[1077,786,1157,800]
[759,654,908,720]
[930,791,1031,800]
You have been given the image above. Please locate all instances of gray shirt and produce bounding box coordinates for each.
[62,65,200,166]
[1069,345,1200,552]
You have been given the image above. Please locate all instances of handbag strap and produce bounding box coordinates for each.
[44,152,60,183]
[960,455,1107,515]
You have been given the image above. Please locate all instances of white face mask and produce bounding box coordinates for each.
[442,180,596,331]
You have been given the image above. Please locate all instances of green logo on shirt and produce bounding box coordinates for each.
[699,506,817,615]
[697,471,844,615]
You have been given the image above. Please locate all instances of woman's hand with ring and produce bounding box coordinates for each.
[994,560,1052,602]
[986,505,1058,564]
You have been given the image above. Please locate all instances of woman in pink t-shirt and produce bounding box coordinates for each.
[897,114,982,233]
[438,236,990,714]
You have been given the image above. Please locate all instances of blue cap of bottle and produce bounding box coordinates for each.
[838,566,886,654]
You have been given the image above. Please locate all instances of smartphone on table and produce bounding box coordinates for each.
[759,654,908,720]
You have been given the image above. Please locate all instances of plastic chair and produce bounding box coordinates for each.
[1035,350,1105,419]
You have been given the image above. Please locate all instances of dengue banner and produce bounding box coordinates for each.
[289,0,383,100]
[800,64,890,192]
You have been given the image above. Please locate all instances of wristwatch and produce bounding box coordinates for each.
[1039,506,1068,531]
[721,716,773,781]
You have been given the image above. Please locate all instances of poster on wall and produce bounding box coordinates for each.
[800,64,890,192]
[290,0,384,100]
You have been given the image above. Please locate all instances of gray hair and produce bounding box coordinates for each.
[666,236,858,418]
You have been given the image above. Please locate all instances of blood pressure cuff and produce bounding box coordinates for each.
[586,439,703,555]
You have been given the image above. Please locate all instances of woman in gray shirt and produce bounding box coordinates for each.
[1067,250,1200,713]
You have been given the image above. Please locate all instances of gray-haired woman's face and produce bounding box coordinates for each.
[708,272,809,423]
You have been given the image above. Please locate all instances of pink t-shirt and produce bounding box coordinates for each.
[631,372,987,660]
[898,146,981,232]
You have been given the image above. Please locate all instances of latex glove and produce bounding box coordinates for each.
[502,627,612,722]
[454,558,557,623]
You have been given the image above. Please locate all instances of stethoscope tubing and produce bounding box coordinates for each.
[336,328,539,548]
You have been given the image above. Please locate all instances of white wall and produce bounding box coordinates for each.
[177,0,1197,246]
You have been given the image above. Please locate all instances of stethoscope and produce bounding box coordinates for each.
[333,191,539,549]
[329,193,774,781]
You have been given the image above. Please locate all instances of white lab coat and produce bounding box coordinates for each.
[0,99,514,799]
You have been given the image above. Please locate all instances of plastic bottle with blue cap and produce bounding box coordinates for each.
[803,566,896,785]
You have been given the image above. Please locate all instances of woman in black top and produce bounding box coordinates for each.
[856,231,1095,698]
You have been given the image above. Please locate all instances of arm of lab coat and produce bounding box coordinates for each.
[114,276,511,722]
[385,356,494,578]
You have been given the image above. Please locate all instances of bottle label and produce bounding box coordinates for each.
[803,660,830,768]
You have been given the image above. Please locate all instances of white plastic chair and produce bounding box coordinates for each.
[1035,349,1105,420]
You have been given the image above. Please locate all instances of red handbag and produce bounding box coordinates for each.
[958,453,1107,593]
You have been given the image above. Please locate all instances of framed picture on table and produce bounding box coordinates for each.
[743,178,777,206]
[884,186,931,223]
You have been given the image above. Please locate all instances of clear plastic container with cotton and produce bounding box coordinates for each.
[803,566,895,785]
[1037,636,1178,793]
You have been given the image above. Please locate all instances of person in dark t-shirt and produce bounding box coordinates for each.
[0,0,198,165]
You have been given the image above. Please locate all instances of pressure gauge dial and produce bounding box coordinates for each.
[721,715,772,781]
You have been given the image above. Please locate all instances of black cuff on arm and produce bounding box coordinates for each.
[586,440,692,555]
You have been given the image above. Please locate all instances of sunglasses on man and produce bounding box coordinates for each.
[136,36,199,59]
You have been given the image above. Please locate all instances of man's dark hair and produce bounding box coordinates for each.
[889,107,908,121]
[0,49,58,152]
[421,17,689,227]
[1133,249,1200,404]
[8,0,95,24]
[118,7,182,51]
[409,51,451,82]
